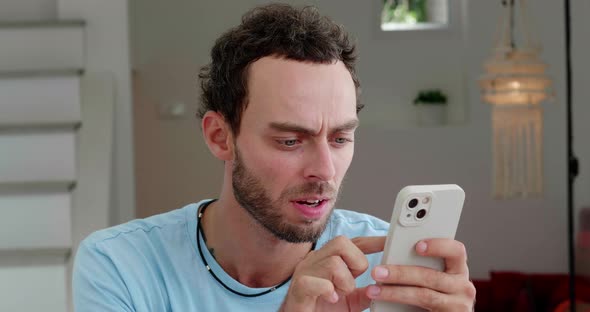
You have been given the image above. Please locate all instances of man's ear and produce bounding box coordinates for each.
[202,111,234,161]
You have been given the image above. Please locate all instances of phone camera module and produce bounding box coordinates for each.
[408,198,419,209]
[416,209,427,219]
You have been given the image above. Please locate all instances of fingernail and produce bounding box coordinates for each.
[374,266,389,279]
[367,285,381,298]
[331,291,339,303]
[416,241,428,253]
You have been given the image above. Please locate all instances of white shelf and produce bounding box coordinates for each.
[381,22,449,31]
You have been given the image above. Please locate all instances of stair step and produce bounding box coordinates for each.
[0,191,72,250]
[0,131,76,185]
[0,20,84,72]
[0,253,68,312]
[0,71,81,128]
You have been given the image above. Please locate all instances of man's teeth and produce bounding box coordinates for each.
[298,200,321,206]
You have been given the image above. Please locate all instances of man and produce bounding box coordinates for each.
[73,4,475,311]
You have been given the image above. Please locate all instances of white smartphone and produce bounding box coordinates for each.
[370,184,465,312]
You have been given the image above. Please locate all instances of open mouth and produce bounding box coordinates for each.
[292,198,330,219]
[295,199,325,207]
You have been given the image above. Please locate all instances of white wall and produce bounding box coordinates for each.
[131,0,589,279]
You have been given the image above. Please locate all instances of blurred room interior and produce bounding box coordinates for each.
[0,0,589,311]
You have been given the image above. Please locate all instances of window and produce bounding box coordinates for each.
[381,0,448,31]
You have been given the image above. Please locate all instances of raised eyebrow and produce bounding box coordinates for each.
[331,120,359,134]
[268,120,359,136]
[268,122,315,136]
[270,119,359,136]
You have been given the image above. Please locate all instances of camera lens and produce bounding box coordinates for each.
[408,198,419,209]
[416,209,427,219]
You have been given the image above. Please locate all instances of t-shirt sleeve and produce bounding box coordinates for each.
[72,239,135,312]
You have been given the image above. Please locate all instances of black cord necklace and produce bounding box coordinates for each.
[196,200,317,297]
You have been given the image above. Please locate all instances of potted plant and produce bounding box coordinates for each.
[413,89,448,126]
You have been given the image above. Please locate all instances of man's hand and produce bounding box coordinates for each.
[279,236,475,312]
[366,238,476,311]
[279,235,381,312]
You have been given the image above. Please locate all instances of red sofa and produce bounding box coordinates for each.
[473,271,590,311]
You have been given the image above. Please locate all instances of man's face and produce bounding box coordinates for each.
[231,56,358,243]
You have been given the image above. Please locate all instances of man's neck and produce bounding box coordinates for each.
[200,198,314,288]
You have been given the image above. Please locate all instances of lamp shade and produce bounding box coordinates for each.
[479,0,553,199]
[480,48,553,106]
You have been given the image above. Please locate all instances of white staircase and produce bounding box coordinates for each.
[0,21,86,312]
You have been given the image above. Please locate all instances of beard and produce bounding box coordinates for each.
[231,148,339,243]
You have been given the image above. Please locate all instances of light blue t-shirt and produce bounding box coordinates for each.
[73,200,389,311]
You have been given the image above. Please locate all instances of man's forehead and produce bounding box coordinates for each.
[245,56,356,116]
[247,56,352,91]
[249,55,341,73]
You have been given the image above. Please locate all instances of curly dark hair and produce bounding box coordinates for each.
[197,3,363,135]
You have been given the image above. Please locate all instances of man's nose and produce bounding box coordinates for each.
[303,142,336,182]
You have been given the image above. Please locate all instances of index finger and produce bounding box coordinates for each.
[416,238,468,275]
[314,236,369,278]
[351,236,386,254]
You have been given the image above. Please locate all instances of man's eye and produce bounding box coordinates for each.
[281,139,298,146]
[335,137,351,144]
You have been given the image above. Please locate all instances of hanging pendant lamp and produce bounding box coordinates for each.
[480,0,553,199]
